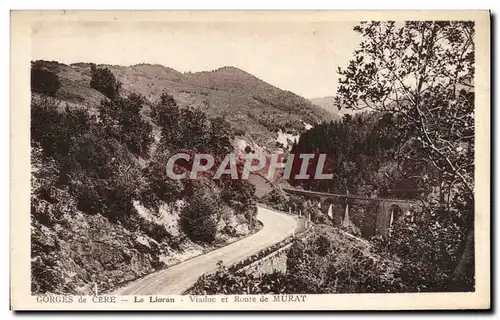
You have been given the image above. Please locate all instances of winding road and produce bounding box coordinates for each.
[112,206,298,295]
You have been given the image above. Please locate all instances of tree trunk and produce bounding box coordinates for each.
[453,229,475,290]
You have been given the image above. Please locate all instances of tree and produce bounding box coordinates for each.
[90,63,121,100]
[335,21,474,288]
[98,93,153,157]
[179,187,220,243]
[31,64,61,96]
[151,93,181,146]
[141,146,183,209]
[31,98,94,162]
[152,92,232,156]
[289,113,403,197]
[178,107,210,149]
[209,116,234,157]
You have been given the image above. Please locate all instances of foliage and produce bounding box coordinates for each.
[31,97,146,223]
[90,63,122,100]
[308,206,332,225]
[289,112,417,198]
[190,263,290,295]
[31,62,61,96]
[209,116,235,156]
[179,186,220,243]
[152,93,209,149]
[286,226,403,293]
[260,187,332,226]
[260,188,289,211]
[190,226,403,294]
[31,98,93,162]
[98,93,153,157]
[141,146,184,209]
[335,21,474,197]
[152,92,258,230]
[151,93,182,146]
[220,179,258,226]
[373,205,473,292]
[30,85,261,295]
[151,92,234,157]
[334,20,475,288]
[227,236,297,272]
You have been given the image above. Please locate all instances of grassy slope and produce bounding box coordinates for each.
[40,60,332,149]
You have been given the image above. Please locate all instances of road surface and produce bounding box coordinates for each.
[112,206,297,295]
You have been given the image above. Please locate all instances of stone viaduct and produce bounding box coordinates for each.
[281,187,420,237]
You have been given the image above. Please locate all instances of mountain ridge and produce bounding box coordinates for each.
[35,60,333,149]
[310,96,359,119]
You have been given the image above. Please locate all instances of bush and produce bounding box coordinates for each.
[220,179,257,226]
[189,264,289,295]
[90,63,121,100]
[180,189,220,243]
[314,235,331,256]
[373,206,471,292]
[285,239,325,293]
[31,64,61,96]
[31,99,94,161]
[141,146,184,209]
[64,131,144,221]
[98,93,153,157]
[286,226,402,293]
[260,187,288,211]
[130,215,171,244]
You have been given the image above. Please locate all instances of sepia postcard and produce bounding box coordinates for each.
[10,10,490,310]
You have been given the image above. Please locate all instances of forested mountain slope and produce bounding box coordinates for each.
[39,60,332,149]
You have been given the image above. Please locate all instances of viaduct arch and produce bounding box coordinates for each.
[281,187,419,237]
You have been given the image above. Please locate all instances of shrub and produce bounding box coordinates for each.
[130,215,171,243]
[31,64,61,96]
[90,63,121,100]
[373,206,471,292]
[189,264,289,295]
[309,206,331,225]
[189,226,403,295]
[71,172,137,222]
[285,239,325,293]
[220,179,257,225]
[314,235,331,256]
[31,99,94,161]
[286,226,402,293]
[141,147,184,209]
[260,187,288,211]
[180,189,220,243]
[98,93,153,157]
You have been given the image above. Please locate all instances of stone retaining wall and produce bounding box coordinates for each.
[239,243,292,276]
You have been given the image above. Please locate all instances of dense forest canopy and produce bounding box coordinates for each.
[288,112,425,199]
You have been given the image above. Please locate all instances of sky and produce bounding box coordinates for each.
[31,20,362,99]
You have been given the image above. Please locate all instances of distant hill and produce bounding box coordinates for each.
[310,96,359,120]
[36,60,333,149]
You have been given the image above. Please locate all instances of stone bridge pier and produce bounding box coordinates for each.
[376,201,415,236]
[281,187,419,237]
